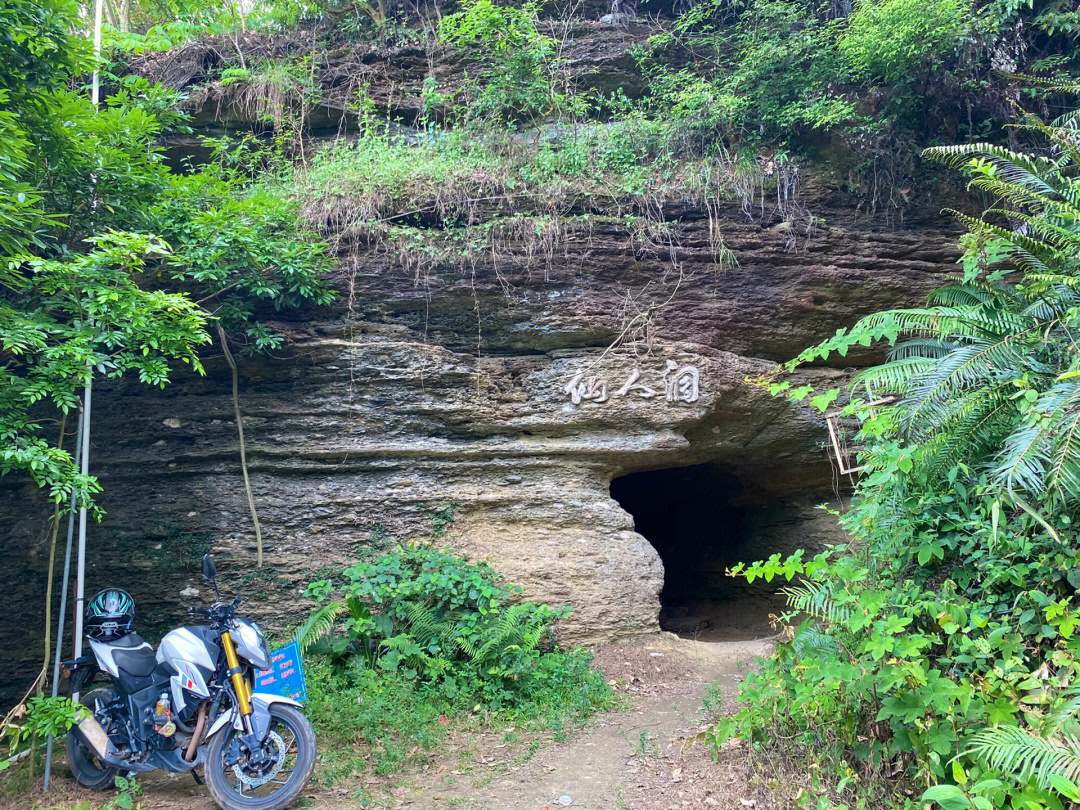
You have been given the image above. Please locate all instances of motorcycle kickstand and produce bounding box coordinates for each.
[191,769,204,786]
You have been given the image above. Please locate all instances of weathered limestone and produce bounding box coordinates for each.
[1,187,959,704]
[0,24,970,706]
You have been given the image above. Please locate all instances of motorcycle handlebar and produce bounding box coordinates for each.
[187,596,241,625]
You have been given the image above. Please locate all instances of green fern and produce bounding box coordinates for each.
[403,601,459,651]
[783,581,851,625]
[459,603,549,666]
[784,100,1080,503]
[790,626,837,656]
[295,601,347,654]
[968,725,1080,793]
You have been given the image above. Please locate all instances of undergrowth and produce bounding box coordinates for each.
[706,93,1080,809]
[287,121,798,279]
[297,543,616,783]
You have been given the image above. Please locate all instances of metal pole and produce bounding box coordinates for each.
[72,0,104,704]
[72,378,92,704]
[42,404,84,792]
[91,0,104,108]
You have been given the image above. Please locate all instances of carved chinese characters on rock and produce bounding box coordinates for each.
[613,368,656,399]
[564,372,608,405]
[564,363,700,406]
[663,360,700,404]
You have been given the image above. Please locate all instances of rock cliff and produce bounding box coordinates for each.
[0,25,963,704]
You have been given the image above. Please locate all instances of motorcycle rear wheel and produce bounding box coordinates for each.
[66,687,120,790]
[205,704,316,810]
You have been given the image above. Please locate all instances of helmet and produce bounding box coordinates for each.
[86,589,135,641]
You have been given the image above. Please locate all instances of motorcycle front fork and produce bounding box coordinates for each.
[220,630,253,717]
[220,630,265,760]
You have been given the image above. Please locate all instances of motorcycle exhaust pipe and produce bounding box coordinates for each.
[184,703,208,762]
[76,715,112,761]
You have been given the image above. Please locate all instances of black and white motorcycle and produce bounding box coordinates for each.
[63,554,316,810]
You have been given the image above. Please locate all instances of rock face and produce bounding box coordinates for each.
[1,178,959,703]
[1,25,966,705]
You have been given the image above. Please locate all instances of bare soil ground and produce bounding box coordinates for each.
[395,634,781,810]
[17,629,780,810]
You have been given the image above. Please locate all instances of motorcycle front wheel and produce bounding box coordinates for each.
[205,704,316,810]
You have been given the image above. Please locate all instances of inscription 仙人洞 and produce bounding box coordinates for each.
[564,364,700,406]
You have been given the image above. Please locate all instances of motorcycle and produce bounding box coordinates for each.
[63,554,316,810]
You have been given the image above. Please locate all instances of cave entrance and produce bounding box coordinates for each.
[610,463,783,641]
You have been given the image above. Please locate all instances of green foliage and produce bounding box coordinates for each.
[439,0,580,125]
[152,156,335,348]
[292,122,742,276]
[1,232,210,508]
[638,0,1079,198]
[715,481,1080,803]
[300,545,614,778]
[93,775,142,810]
[305,643,610,778]
[645,0,840,144]
[0,0,334,515]
[0,0,86,263]
[840,0,971,85]
[711,96,1080,808]
[301,544,574,705]
[1,696,87,772]
[967,718,1080,798]
[784,104,1080,507]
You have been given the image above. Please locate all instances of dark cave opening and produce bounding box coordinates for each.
[610,463,783,640]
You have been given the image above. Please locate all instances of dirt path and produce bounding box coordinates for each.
[392,633,777,810]
[21,633,779,810]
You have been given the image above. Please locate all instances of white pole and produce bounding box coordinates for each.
[91,0,104,108]
[72,0,104,704]
[71,379,92,703]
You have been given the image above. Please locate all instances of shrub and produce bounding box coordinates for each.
[839,0,972,85]
[708,94,1080,807]
[298,545,614,778]
[300,544,574,707]
[438,0,575,125]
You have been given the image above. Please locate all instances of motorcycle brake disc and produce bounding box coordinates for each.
[232,731,287,790]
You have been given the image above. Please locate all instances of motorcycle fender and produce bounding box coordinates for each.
[204,694,304,742]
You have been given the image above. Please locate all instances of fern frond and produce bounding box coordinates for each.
[470,603,548,665]
[295,601,346,654]
[888,339,958,361]
[921,387,1013,478]
[922,143,1062,188]
[902,336,1032,441]
[854,356,936,397]
[790,626,837,656]
[404,601,454,649]
[1003,211,1080,253]
[783,581,851,625]
[946,212,1060,267]
[1003,73,1080,96]
[1040,692,1080,738]
[927,284,999,308]
[994,381,1080,500]
[968,725,1080,791]
[1042,381,1080,500]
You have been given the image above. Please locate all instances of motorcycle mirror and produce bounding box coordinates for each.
[201,553,217,583]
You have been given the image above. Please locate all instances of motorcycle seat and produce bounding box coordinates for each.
[109,633,157,677]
